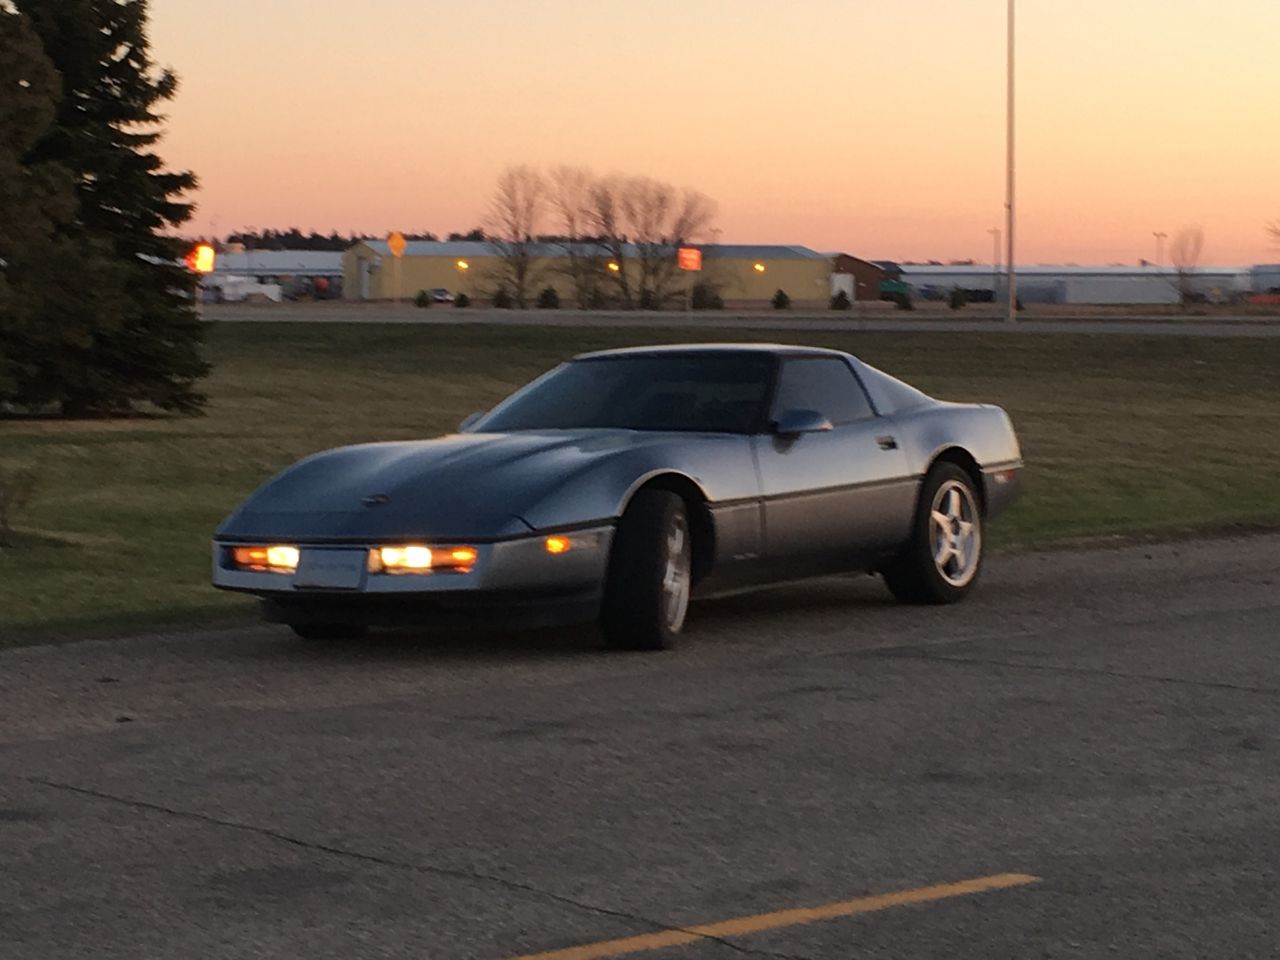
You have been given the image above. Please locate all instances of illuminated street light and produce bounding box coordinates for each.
[607,262,620,273]
[185,242,216,274]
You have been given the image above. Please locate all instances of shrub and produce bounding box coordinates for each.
[536,286,560,309]
[830,290,852,310]
[948,287,968,310]
[771,289,791,310]
[492,288,514,309]
[454,293,471,308]
[690,282,724,310]
[884,291,914,311]
[638,288,659,310]
[413,289,431,308]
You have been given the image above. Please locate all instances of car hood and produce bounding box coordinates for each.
[216,430,681,542]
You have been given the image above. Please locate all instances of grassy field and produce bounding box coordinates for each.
[2,322,1279,641]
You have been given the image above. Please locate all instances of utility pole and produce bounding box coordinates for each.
[1152,231,1167,266]
[988,227,1001,308]
[1005,0,1017,323]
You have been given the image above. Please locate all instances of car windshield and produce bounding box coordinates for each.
[472,354,776,434]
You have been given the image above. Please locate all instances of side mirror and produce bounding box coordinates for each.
[772,408,833,437]
[458,411,484,432]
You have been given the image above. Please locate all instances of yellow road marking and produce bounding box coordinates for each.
[511,873,1040,960]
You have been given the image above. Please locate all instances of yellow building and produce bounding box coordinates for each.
[342,241,832,308]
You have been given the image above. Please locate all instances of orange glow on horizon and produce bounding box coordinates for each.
[151,1,1280,265]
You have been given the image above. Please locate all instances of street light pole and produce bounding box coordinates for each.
[988,227,1001,309]
[1152,231,1167,266]
[1005,0,1017,323]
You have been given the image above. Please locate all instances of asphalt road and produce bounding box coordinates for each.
[203,303,1280,337]
[2,533,1278,958]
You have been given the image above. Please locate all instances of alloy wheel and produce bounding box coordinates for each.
[929,479,981,588]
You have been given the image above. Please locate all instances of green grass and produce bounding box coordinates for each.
[3,322,1279,641]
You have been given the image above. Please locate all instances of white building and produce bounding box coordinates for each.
[209,250,344,300]
[898,264,1254,305]
[1252,264,1280,293]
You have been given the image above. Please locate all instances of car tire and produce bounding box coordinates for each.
[882,462,983,604]
[288,623,367,641]
[601,489,692,651]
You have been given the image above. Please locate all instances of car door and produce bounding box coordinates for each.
[754,356,915,577]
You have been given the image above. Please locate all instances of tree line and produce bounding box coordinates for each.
[213,228,489,251]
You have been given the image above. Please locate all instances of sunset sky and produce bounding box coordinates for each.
[150,0,1279,265]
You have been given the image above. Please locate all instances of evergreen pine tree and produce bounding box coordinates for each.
[0,8,74,403]
[12,0,208,415]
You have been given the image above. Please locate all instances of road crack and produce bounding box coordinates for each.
[23,775,815,960]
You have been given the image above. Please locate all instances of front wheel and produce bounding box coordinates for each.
[600,489,692,651]
[882,463,983,604]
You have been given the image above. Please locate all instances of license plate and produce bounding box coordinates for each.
[293,549,366,590]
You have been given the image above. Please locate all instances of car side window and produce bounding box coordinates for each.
[772,358,875,425]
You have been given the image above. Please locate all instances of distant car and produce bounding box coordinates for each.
[430,288,455,303]
[212,345,1022,649]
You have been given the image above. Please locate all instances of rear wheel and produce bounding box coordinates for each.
[601,489,691,651]
[882,462,983,604]
[288,623,367,641]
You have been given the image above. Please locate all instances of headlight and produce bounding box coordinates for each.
[229,544,299,573]
[369,544,477,574]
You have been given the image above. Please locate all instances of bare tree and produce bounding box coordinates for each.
[485,166,547,308]
[586,175,717,308]
[586,174,635,308]
[1169,226,1204,305]
[626,178,717,306]
[1267,219,1280,249]
[548,165,608,308]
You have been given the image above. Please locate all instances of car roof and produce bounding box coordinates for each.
[573,343,852,361]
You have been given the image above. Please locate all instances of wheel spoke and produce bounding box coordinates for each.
[933,538,954,567]
[944,488,961,519]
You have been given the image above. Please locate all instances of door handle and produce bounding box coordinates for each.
[876,435,898,450]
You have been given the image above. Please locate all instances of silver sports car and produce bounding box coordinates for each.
[212,344,1022,649]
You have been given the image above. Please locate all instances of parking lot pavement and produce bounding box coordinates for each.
[1,533,1278,958]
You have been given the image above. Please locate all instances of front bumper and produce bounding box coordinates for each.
[211,525,614,628]
[981,461,1023,520]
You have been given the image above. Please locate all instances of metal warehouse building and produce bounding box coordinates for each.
[212,250,344,298]
[899,264,1253,305]
[342,241,833,308]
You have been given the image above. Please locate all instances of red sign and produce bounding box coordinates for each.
[677,247,702,272]
[185,243,216,273]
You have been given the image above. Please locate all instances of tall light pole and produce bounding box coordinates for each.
[1152,231,1167,267]
[988,227,1001,308]
[1004,0,1017,323]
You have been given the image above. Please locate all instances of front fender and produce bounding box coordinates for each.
[519,435,760,530]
